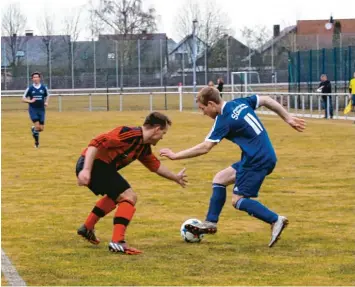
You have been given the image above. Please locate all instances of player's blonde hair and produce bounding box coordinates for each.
[196,87,222,106]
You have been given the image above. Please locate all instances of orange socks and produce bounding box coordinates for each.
[84,196,116,230]
[112,199,136,242]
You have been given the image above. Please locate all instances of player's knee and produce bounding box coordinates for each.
[231,195,243,207]
[119,189,137,205]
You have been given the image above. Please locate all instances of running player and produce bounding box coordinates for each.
[76,112,187,255]
[160,87,305,247]
[22,72,49,148]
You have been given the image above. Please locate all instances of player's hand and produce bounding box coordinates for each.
[29,98,36,103]
[44,102,48,107]
[286,116,306,132]
[77,169,91,186]
[160,148,177,160]
[175,167,188,188]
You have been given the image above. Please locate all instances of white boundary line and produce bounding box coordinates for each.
[1,249,27,286]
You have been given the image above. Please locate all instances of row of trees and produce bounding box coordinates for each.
[1,0,272,80]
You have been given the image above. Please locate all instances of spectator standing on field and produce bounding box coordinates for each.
[317,74,333,119]
[217,78,224,98]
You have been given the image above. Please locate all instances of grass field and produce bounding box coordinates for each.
[1,108,355,286]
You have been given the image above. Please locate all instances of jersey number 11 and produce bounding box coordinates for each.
[244,113,263,135]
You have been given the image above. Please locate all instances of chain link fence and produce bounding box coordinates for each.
[2,33,355,91]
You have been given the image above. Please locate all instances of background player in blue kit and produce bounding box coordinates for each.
[22,72,50,148]
[160,87,305,247]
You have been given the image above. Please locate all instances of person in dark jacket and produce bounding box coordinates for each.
[217,78,224,97]
[317,74,333,119]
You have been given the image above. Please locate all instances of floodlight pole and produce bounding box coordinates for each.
[192,19,198,107]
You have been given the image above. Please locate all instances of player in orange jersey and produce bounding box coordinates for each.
[76,112,187,255]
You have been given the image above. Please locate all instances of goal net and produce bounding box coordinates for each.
[231,71,260,99]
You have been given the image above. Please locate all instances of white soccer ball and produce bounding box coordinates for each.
[180,218,204,243]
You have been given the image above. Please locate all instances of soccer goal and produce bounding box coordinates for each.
[231,71,260,99]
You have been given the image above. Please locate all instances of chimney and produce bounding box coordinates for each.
[273,25,280,38]
[25,30,34,36]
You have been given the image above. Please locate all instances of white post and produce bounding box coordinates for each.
[335,95,339,119]
[160,39,163,88]
[4,42,7,90]
[294,95,298,116]
[179,84,183,112]
[93,39,96,91]
[302,95,305,117]
[287,95,290,112]
[138,39,141,89]
[204,42,207,85]
[71,40,74,91]
[310,95,313,118]
[231,72,234,99]
[345,96,348,120]
[59,94,62,112]
[116,41,119,91]
[89,94,92,112]
[150,92,153,112]
[120,93,123,112]
[326,95,330,119]
[318,95,321,118]
[26,41,29,86]
[49,39,52,89]
[182,49,185,87]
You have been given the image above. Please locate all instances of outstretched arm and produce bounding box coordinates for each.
[160,141,217,160]
[155,165,188,188]
[258,96,306,132]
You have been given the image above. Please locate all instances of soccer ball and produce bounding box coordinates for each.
[180,218,204,243]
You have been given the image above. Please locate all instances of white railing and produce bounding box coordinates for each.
[2,90,353,121]
[1,80,350,96]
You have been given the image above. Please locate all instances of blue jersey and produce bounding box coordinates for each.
[205,95,276,170]
[23,84,49,109]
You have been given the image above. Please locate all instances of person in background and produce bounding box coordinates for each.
[317,74,333,119]
[208,81,215,87]
[348,72,355,123]
[217,78,224,98]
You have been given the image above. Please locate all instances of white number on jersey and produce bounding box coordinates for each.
[244,113,263,135]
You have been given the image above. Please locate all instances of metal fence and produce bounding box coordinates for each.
[2,33,355,91]
[288,46,355,93]
[2,91,354,121]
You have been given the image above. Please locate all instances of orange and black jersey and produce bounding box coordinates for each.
[81,126,161,172]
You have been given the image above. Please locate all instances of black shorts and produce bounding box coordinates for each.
[75,156,131,201]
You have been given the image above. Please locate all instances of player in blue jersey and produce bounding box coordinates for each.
[160,87,305,247]
[22,72,50,148]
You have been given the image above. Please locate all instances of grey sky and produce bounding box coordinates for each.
[1,0,354,42]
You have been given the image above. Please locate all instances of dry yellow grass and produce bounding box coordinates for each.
[1,106,355,285]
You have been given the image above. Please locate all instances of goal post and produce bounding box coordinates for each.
[231,71,261,99]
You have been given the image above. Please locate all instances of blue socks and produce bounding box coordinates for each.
[206,183,226,223]
[235,198,278,224]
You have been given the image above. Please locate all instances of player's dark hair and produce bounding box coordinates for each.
[31,72,41,78]
[196,87,221,105]
[143,112,172,129]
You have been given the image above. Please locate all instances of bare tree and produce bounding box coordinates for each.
[174,0,231,72]
[90,0,158,89]
[62,9,82,84]
[175,0,230,47]
[240,25,272,51]
[92,0,157,35]
[38,14,56,87]
[1,4,27,77]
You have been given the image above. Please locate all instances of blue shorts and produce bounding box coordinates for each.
[352,95,355,106]
[231,162,275,198]
[29,107,45,125]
